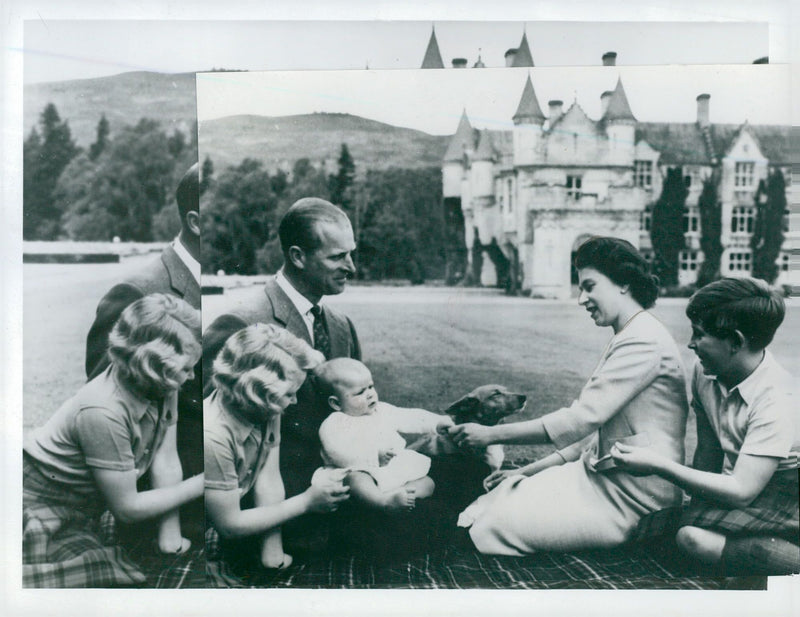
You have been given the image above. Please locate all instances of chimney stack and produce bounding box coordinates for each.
[504,48,518,67]
[600,90,613,116]
[452,57,467,68]
[696,94,710,127]
[548,100,563,123]
[602,52,617,66]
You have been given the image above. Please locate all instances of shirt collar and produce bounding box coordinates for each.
[276,269,316,316]
[731,349,774,406]
[108,366,157,422]
[172,236,201,285]
[213,392,264,443]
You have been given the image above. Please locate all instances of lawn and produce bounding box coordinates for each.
[25,263,800,469]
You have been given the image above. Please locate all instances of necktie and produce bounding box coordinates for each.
[310,304,330,359]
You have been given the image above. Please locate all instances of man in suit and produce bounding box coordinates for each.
[85,163,204,542]
[202,197,360,553]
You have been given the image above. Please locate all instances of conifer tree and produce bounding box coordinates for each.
[750,170,786,283]
[329,143,355,211]
[89,114,110,161]
[650,166,688,287]
[696,171,722,287]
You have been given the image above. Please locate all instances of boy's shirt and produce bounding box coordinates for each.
[691,350,797,474]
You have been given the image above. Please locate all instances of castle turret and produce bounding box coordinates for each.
[421,26,445,69]
[471,130,496,198]
[512,75,545,166]
[443,110,475,197]
[602,78,636,165]
[511,32,534,67]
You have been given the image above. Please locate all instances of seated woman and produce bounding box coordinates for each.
[450,236,689,555]
[23,293,204,587]
[203,324,349,582]
[612,278,799,575]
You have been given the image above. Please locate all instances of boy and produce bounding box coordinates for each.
[612,277,799,575]
[314,358,454,512]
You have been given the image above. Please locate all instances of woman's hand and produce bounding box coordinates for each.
[610,443,668,476]
[448,423,494,449]
[304,470,350,513]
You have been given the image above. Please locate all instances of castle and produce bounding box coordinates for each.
[429,30,795,297]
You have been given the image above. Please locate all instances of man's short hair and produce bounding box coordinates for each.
[686,277,785,350]
[278,198,350,257]
[176,163,200,221]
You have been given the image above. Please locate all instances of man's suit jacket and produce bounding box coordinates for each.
[202,277,361,499]
[85,244,203,477]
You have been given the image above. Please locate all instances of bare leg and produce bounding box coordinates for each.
[149,450,190,554]
[676,526,727,563]
[253,452,292,569]
[347,472,418,512]
[407,476,435,500]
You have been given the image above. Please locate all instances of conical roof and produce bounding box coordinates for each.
[512,75,545,125]
[421,27,445,69]
[444,110,476,161]
[473,130,496,161]
[511,32,534,67]
[603,78,636,122]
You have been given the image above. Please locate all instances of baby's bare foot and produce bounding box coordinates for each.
[386,487,417,511]
[159,536,191,555]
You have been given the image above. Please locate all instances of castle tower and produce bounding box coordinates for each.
[443,110,475,197]
[512,75,545,166]
[603,78,637,166]
[421,26,445,69]
[511,31,534,67]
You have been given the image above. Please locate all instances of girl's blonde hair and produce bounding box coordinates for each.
[108,293,201,397]
[212,323,324,415]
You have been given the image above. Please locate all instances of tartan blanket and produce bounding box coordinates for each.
[205,526,759,590]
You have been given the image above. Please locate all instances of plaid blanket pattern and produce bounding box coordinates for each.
[681,469,799,542]
[204,526,741,590]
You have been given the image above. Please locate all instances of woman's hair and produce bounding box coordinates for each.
[212,323,324,415]
[686,277,785,350]
[108,293,201,397]
[573,236,659,309]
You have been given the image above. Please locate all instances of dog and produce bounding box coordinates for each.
[407,385,527,471]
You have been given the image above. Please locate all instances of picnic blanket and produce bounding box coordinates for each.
[204,525,765,590]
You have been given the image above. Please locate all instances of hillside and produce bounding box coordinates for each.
[198,113,449,172]
[24,71,198,145]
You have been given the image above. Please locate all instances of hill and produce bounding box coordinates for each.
[24,71,198,145]
[198,112,449,173]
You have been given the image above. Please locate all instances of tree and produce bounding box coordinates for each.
[696,171,722,287]
[23,103,80,239]
[650,166,688,288]
[57,119,175,241]
[89,114,110,161]
[200,155,214,193]
[328,143,356,212]
[750,170,786,284]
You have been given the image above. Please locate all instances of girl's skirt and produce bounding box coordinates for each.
[680,468,799,542]
[22,454,147,588]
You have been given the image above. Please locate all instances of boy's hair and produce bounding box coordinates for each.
[213,323,324,415]
[312,358,368,410]
[108,293,201,396]
[686,277,785,350]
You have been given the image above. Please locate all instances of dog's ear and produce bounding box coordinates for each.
[444,395,480,423]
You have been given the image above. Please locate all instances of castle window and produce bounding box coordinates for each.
[640,207,652,232]
[683,207,700,233]
[566,175,582,201]
[507,178,514,212]
[734,162,755,188]
[679,250,701,271]
[731,206,755,234]
[727,251,752,272]
[634,161,653,189]
[779,252,789,272]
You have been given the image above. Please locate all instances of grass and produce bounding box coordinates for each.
[26,265,800,469]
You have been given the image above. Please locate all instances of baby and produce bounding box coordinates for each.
[314,358,453,511]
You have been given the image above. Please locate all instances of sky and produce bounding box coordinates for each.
[20,20,772,85]
[197,65,792,136]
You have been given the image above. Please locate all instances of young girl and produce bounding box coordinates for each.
[23,293,204,587]
[204,324,349,582]
[612,278,799,575]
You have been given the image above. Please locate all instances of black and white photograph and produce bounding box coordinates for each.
[2,1,798,615]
